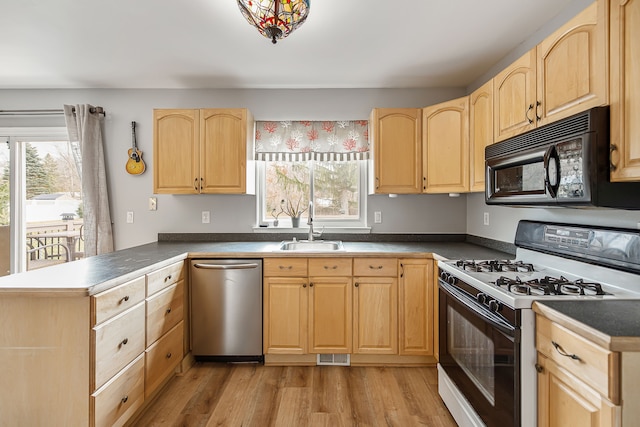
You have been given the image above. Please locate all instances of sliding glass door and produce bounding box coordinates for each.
[0,128,82,274]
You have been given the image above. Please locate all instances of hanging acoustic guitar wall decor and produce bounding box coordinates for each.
[125,121,146,175]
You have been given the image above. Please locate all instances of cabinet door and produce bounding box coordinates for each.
[263,277,308,354]
[369,108,422,194]
[200,109,252,194]
[469,80,494,192]
[308,277,352,353]
[153,109,200,194]
[353,277,398,354]
[537,354,619,427]
[537,1,608,127]
[610,0,640,181]
[423,97,470,193]
[493,50,537,142]
[398,259,433,356]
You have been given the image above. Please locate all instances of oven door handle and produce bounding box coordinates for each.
[439,280,518,339]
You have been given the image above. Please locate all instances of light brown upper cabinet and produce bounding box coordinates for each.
[369,108,422,194]
[153,108,255,194]
[494,1,608,142]
[422,96,470,193]
[469,80,494,192]
[609,0,640,181]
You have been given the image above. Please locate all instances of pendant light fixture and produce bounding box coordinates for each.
[237,0,310,44]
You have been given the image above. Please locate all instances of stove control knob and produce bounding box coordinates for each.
[488,299,502,313]
[439,271,449,281]
[477,293,488,304]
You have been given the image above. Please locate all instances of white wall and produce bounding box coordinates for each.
[1,88,466,249]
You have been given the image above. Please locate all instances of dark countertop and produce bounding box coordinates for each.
[0,240,512,296]
[533,300,640,352]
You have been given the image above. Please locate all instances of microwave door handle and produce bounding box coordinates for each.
[544,145,560,198]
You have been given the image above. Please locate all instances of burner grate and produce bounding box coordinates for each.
[456,260,535,273]
[493,275,608,296]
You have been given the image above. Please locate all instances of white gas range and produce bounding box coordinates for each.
[436,220,640,427]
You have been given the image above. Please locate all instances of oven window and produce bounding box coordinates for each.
[448,306,496,405]
[495,162,545,193]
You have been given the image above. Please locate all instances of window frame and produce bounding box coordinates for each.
[256,159,369,230]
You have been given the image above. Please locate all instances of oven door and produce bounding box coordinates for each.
[439,279,521,426]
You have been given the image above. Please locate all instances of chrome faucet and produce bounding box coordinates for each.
[307,201,323,241]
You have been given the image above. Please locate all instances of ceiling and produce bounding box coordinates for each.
[2,0,574,90]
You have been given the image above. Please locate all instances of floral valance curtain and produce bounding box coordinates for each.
[255,120,369,161]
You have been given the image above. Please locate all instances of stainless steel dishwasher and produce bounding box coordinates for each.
[190,259,263,362]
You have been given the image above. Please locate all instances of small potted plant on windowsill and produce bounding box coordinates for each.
[279,198,307,227]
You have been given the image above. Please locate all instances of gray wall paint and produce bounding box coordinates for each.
[1,88,466,250]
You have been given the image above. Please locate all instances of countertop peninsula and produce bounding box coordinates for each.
[0,239,513,296]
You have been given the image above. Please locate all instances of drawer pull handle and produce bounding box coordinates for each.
[166,307,172,315]
[121,395,128,404]
[302,284,307,288]
[166,352,172,359]
[323,265,338,270]
[369,265,383,270]
[164,274,172,282]
[309,283,314,288]
[552,341,581,361]
[119,295,130,304]
[121,338,129,346]
[279,265,293,270]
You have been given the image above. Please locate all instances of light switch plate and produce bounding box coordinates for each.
[149,197,157,211]
[126,211,134,223]
[374,211,382,223]
[202,211,210,224]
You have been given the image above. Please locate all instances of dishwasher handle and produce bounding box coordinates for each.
[193,262,260,270]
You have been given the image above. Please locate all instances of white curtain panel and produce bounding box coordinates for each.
[64,104,114,256]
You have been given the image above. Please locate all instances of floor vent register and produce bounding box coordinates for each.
[316,354,351,366]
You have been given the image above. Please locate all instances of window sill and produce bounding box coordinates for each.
[252,226,371,234]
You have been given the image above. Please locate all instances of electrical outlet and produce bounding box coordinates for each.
[202,211,210,224]
[126,211,134,224]
[374,211,382,223]
[483,212,490,226]
[149,197,157,211]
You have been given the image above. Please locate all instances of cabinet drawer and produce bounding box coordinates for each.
[536,315,619,401]
[147,261,185,296]
[91,354,144,427]
[264,258,308,276]
[146,281,184,347]
[309,258,352,276]
[92,276,145,326]
[353,258,397,276]
[145,320,184,398]
[93,302,146,391]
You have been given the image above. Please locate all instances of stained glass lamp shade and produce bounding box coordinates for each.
[237,0,310,44]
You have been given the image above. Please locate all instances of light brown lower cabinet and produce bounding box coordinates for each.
[0,260,187,427]
[535,311,640,427]
[263,257,435,362]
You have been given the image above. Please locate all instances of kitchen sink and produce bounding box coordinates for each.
[278,240,345,252]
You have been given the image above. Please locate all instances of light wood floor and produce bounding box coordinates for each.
[132,363,457,427]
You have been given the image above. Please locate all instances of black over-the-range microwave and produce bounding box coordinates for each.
[485,106,640,210]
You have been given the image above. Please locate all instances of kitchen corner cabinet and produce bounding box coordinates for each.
[494,1,607,142]
[398,259,434,356]
[153,108,255,194]
[469,80,494,192]
[369,108,422,194]
[609,0,640,181]
[423,97,470,193]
